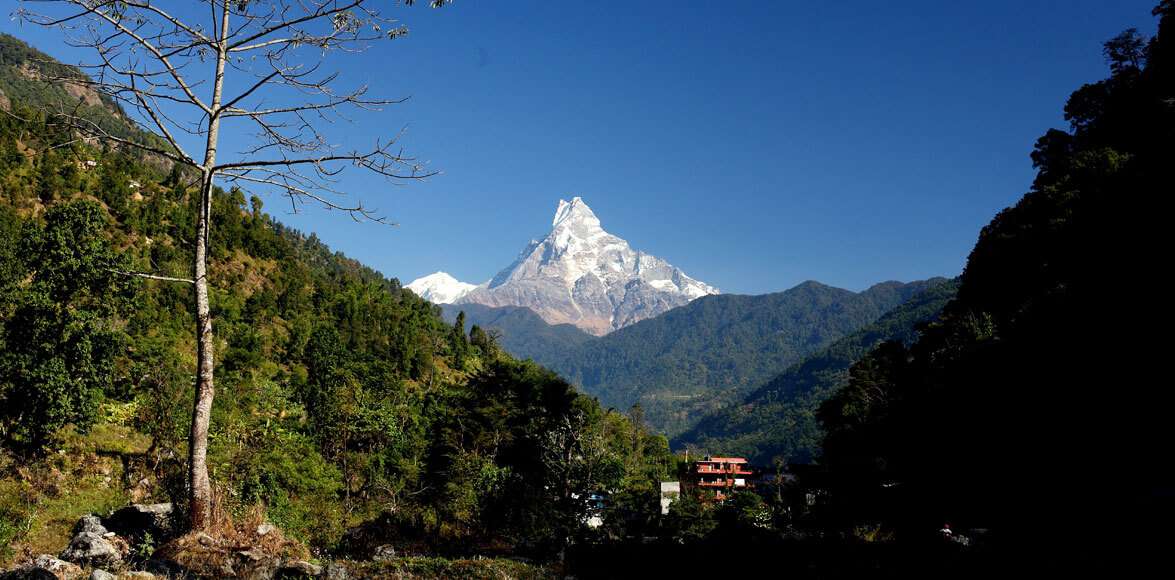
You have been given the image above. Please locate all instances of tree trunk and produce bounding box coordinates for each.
[188,174,215,530]
[188,2,229,532]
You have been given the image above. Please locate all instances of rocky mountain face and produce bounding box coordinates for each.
[410,197,717,335]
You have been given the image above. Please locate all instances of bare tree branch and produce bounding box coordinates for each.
[18,0,450,532]
[108,268,195,285]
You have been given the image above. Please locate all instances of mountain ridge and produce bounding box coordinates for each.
[446,277,947,436]
[672,278,959,463]
[408,196,717,335]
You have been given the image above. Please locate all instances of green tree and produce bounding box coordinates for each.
[0,201,133,450]
[450,311,469,370]
[469,324,498,360]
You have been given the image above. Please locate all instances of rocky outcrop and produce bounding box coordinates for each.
[5,507,364,579]
[147,528,319,579]
[103,503,174,544]
[60,515,128,568]
[0,555,84,580]
[370,545,396,562]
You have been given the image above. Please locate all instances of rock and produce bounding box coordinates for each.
[228,550,281,579]
[88,571,115,580]
[322,564,350,580]
[103,504,173,543]
[0,555,84,580]
[141,560,182,579]
[256,523,277,536]
[147,554,235,579]
[237,549,266,563]
[276,561,323,578]
[60,530,122,567]
[73,515,108,536]
[370,544,396,562]
[61,514,128,568]
[118,573,157,580]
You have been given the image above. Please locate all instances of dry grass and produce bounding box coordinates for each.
[151,498,310,577]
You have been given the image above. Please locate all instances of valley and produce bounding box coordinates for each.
[1,1,1171,577]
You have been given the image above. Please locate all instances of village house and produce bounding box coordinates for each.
[688,456,757,501]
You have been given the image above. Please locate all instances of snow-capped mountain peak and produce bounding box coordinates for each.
[457,197,718,335]
[552,196,601,229]
[406,271,477,304]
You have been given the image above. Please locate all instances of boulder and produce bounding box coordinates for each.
[371,545,396,562]
[87,571,115,580]
[60,515,128,568]
[0,555,84,580]
[322,564,351,580]
[60,532,123,568]
[73,515,107,536]
[103,504,174,543]
[275,561,323,578]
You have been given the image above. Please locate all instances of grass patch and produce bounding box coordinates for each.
[0,418,144,566]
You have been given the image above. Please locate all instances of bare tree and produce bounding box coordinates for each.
[17,0,449,532]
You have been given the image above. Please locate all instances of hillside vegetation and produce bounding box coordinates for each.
[673,279,959,464]
[519,279,946,437]
[0,33,671,564]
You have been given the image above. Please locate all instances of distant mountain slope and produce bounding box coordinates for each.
[0,33,166,151]
[440,303,595,361]
[673,278,958,464]
[539,278,946,436]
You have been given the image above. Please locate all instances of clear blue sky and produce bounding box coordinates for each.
[3,1,1161,294]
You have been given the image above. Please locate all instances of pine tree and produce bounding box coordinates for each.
[450,311,468,370]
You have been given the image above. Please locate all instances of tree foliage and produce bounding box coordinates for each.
[0,201,133,449]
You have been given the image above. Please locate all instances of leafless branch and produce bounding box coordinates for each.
[108,268,195,285]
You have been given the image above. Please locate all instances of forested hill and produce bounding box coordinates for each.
[813,5,1173,571]
[0,32,672,562]
[531,278,947,437]
[673,278,959,464]
[0,33,167,152]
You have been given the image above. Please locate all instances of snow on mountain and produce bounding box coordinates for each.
[456,197,718,335]
[405,271,478,304]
